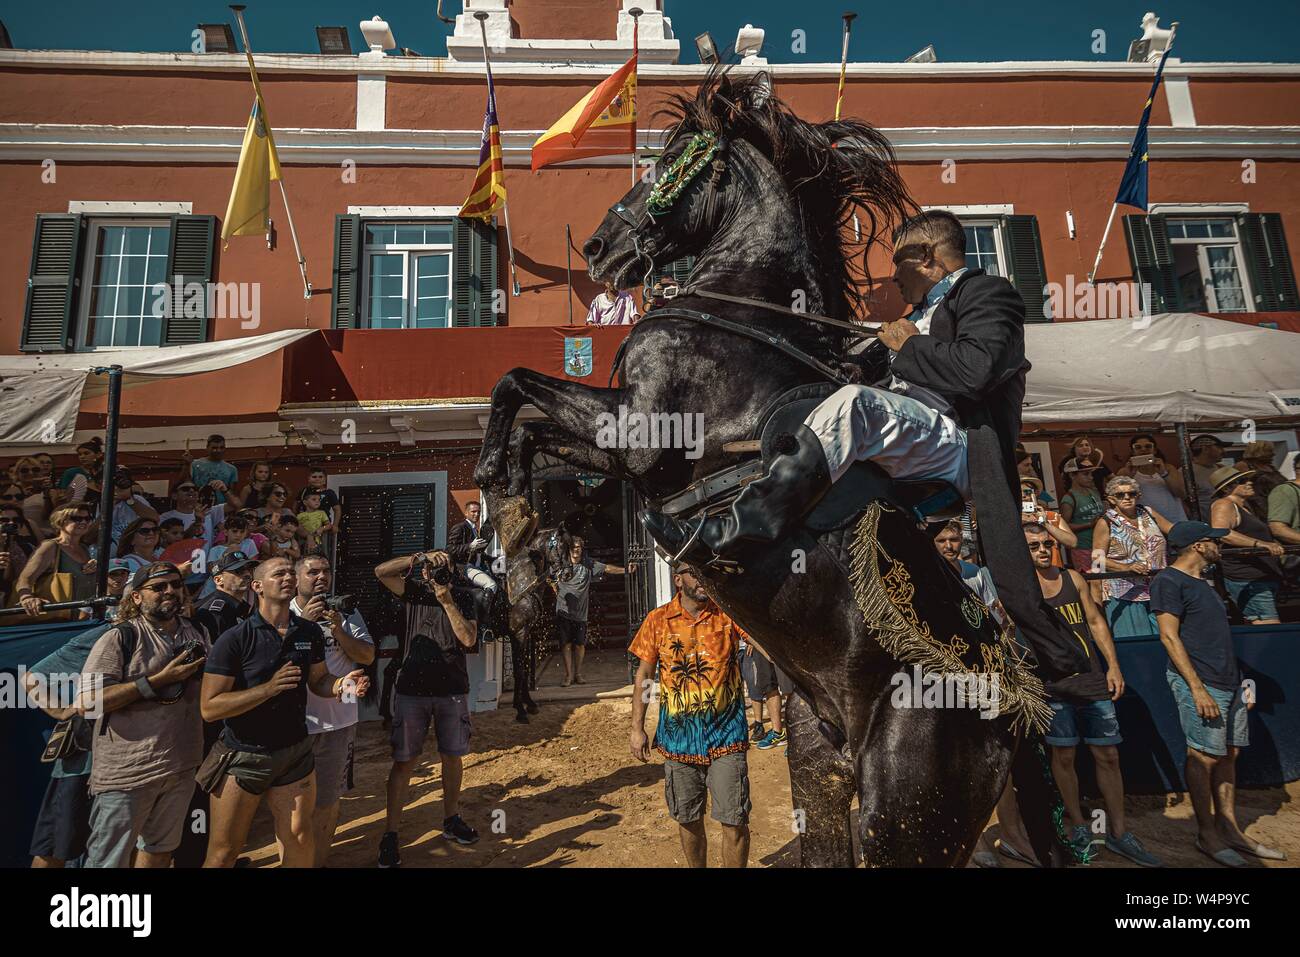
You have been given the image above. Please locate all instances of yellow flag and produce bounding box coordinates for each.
[222,97,282,242]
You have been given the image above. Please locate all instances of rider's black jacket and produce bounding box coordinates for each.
[855,268,1089,681]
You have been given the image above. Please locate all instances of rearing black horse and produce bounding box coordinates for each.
[476,70,1064,867]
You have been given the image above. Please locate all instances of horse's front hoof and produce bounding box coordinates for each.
[515,711,529,724]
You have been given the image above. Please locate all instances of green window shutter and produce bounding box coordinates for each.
[162,215,217,345]
[20,214,85,353]
[1000,215,1051,321]
[453,217,499,327]
[1237,212,1299,312]
[669,255,696,285]
[332,214,362,329]
[1122,214,1180,312]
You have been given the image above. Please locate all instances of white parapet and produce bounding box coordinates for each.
[446,0,679,64]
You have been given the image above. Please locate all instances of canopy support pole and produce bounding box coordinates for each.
[90,365,123,617]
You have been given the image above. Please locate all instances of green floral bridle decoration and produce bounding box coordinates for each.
[646,130,721,218]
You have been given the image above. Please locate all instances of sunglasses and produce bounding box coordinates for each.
[142,579,184,593]
[138,526,160,534]
[0,494,21,502]
[1112,491,1139,499]
[1027,542,1053,551]
[70,515,92,523]
[176,486,197,493]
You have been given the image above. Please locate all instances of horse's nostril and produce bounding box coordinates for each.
[583,237,604,260]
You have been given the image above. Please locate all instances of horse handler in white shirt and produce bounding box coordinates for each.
[291,554,375,868]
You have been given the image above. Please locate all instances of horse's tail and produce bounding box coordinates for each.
[1008,730,1071,868]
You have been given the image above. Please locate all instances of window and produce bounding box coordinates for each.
[362,222,454,329]
[962,222,1005,278]
[80,220,171,348]
[1165,217,1252,313]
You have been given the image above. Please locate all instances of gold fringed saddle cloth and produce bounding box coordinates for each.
[847,502,1051,735]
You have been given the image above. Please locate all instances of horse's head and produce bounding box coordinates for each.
[584,68,916,322]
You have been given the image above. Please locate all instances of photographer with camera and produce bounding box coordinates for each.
[109,467,160,550]
[78,561,209,868]
[373,549,479,866]
[291,554,374,867]
[199,556,370,868]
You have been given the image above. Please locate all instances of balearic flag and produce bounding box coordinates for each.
[531,53,637,171]
[459,60,507,220]
[1113,41,1175,211]
[222,95,283,243]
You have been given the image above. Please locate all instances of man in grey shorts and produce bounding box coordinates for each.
[80,561,209,867]
[629,564,751,867]
[293,555,375,868]
[374,549,480,866]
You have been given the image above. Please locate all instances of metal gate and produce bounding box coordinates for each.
[622,484,657,644]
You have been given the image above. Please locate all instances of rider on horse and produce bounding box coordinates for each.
[644,209,1091,681]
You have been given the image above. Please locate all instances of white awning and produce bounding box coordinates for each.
[0,329,315,446]
[1022,313,1300,423]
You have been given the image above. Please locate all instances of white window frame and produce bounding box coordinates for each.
[360,220,455,330]
[959,218,1009,279]
[1164,215,1255,313]
[76,217,172,352]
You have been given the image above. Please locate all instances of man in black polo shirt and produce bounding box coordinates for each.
[174,550,254,868]
[199,556,369,867]
[192,551,254,643]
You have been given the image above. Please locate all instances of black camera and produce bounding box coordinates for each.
[178,638,206,665]
[430,566,452,586]
[324,593,356,616]
[113,474,134,490]
[0,520,19,537]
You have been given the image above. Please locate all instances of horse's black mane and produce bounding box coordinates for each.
[655,66,918,321]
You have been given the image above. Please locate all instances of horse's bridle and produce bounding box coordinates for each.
[604,130,878,342]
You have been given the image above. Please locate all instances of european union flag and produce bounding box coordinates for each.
[1114,44,1175,210]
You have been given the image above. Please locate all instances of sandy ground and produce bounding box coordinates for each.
[244,648,1298,869]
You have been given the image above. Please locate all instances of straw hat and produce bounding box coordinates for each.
[1211,466,1255,496]
[1019,475,1044,492]
[1242,440,1276,463]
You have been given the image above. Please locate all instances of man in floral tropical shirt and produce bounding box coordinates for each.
[629,563,750,868]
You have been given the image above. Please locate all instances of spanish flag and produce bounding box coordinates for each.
[459,62,507,220]
[531,53,637,171]
[222,94,282,243]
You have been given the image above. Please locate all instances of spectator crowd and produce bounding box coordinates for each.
[2,427,1296,871]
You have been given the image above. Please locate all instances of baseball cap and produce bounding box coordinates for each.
[1165,521,1229,549]
[107,558,132,574]
[1190,433,1224,450]
[129,560,182,591]
[212,551,254,575]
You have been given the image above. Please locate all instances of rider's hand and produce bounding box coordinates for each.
[878,317,919,352]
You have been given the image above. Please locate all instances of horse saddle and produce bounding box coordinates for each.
[757,382,964,531]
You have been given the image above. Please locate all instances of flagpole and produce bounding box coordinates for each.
[835,12,856,121]
[1087,21,1178,285]
[565,223,574,325]
[475,12,520,296]
[230,5,311,299]
[629,8,641,185]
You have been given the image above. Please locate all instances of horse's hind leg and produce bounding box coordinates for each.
[786,693,857,868]
[855,705,1012,867]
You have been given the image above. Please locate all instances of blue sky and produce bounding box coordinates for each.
[1,1,1295,62]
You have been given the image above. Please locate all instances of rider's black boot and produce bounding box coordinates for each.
[642,425,833,566]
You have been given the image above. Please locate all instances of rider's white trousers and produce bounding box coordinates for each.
[802,385,970,499]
